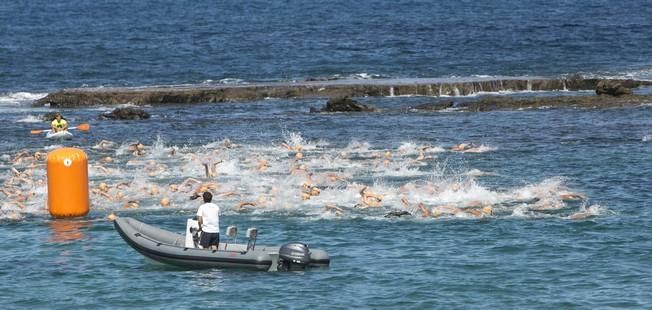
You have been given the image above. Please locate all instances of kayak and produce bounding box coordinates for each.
[114,217,330,271]
[46,130,73,140]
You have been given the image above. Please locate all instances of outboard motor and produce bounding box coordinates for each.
[278,242,311,271]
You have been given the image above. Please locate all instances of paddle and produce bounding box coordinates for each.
[30,123,91,135]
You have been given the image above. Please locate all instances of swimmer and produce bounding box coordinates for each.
[465,200,485,208]
[430,205,463,218]
[179,178,202,191]
[324,204,344,216]
[417,203,430,218]
[566,210,592,220]
[463,206,493,217]
[400,197,411,209]
[143,161,167,177]
[529,198,563,211]
[91,190,111,200]
[188,182,219,199]
[255,159,270,171]
[33,151,46,161]
[281,143,302,152]
[114,191,125,201]
[128,142,146,156]
[92,140,116,150]
[234,201,257,212]
[400,197,429,218]
[91,186,112,200]
[12,150,31,165]
[559,193,584,201]
[290,163,308,175]
[106,212,118,221]
[326,172,347,183]
[98,182,109,193]
[93,165,110,175]
[415,145,433,161]
[11,200,26,209]
[384,210,411,218]
[450,142,477,152]
[123,200,139,209]
[202,160,223,178]
[216,191,240,198]
[358,186,383,208]
[160,197,171,207]
[222,138,237,149]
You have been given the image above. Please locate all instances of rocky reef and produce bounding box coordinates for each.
[413,94,652,112]
[313,96,377,113]
[33,77,651,110]
[98,107,151,120]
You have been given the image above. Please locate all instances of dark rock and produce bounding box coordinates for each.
[413,101,456,111]
[41,112,62,121]
[595,80,633,96]
[321,96,376,112]
[99,107,150,120]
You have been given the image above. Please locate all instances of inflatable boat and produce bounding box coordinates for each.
[46,130,73,140]
[114,217,330,271]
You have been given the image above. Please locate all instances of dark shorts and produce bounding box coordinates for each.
[199,232,220,248]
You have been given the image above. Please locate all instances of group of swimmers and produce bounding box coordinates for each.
[0,136,596,221]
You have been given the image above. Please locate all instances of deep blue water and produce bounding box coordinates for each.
[1,0,652,308]
[1,0,651,92]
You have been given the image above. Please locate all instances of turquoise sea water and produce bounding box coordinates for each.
[2,100,652,308]
[1,0,652,308]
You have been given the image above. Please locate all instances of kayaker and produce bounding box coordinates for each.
[196,191,220,250]
[50,113,68,133]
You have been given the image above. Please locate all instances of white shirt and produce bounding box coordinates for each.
[196,202,220,233]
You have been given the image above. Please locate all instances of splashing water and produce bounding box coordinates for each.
[0,136,601,222]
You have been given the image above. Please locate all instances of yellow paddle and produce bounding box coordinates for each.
[30,123,91,135]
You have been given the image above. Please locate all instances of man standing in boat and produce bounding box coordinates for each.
[196,191,220,250]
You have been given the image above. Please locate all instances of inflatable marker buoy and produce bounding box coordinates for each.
[47,148,89,218]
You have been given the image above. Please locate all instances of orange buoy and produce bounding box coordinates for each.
[47,147,89,218]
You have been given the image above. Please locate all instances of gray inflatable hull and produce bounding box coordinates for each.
[114,217,330,271]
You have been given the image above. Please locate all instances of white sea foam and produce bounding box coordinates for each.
[583,68,652,81]
[219,78,247,84]
[0,92,48,106]
[15,115,43,123]
[462,169,495,177]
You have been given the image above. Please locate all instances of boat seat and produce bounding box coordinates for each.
[224,226,237,250]
[246,228,258,250]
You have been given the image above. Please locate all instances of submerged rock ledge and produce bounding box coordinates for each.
[35,77,650,108]
[414,94,652,112]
